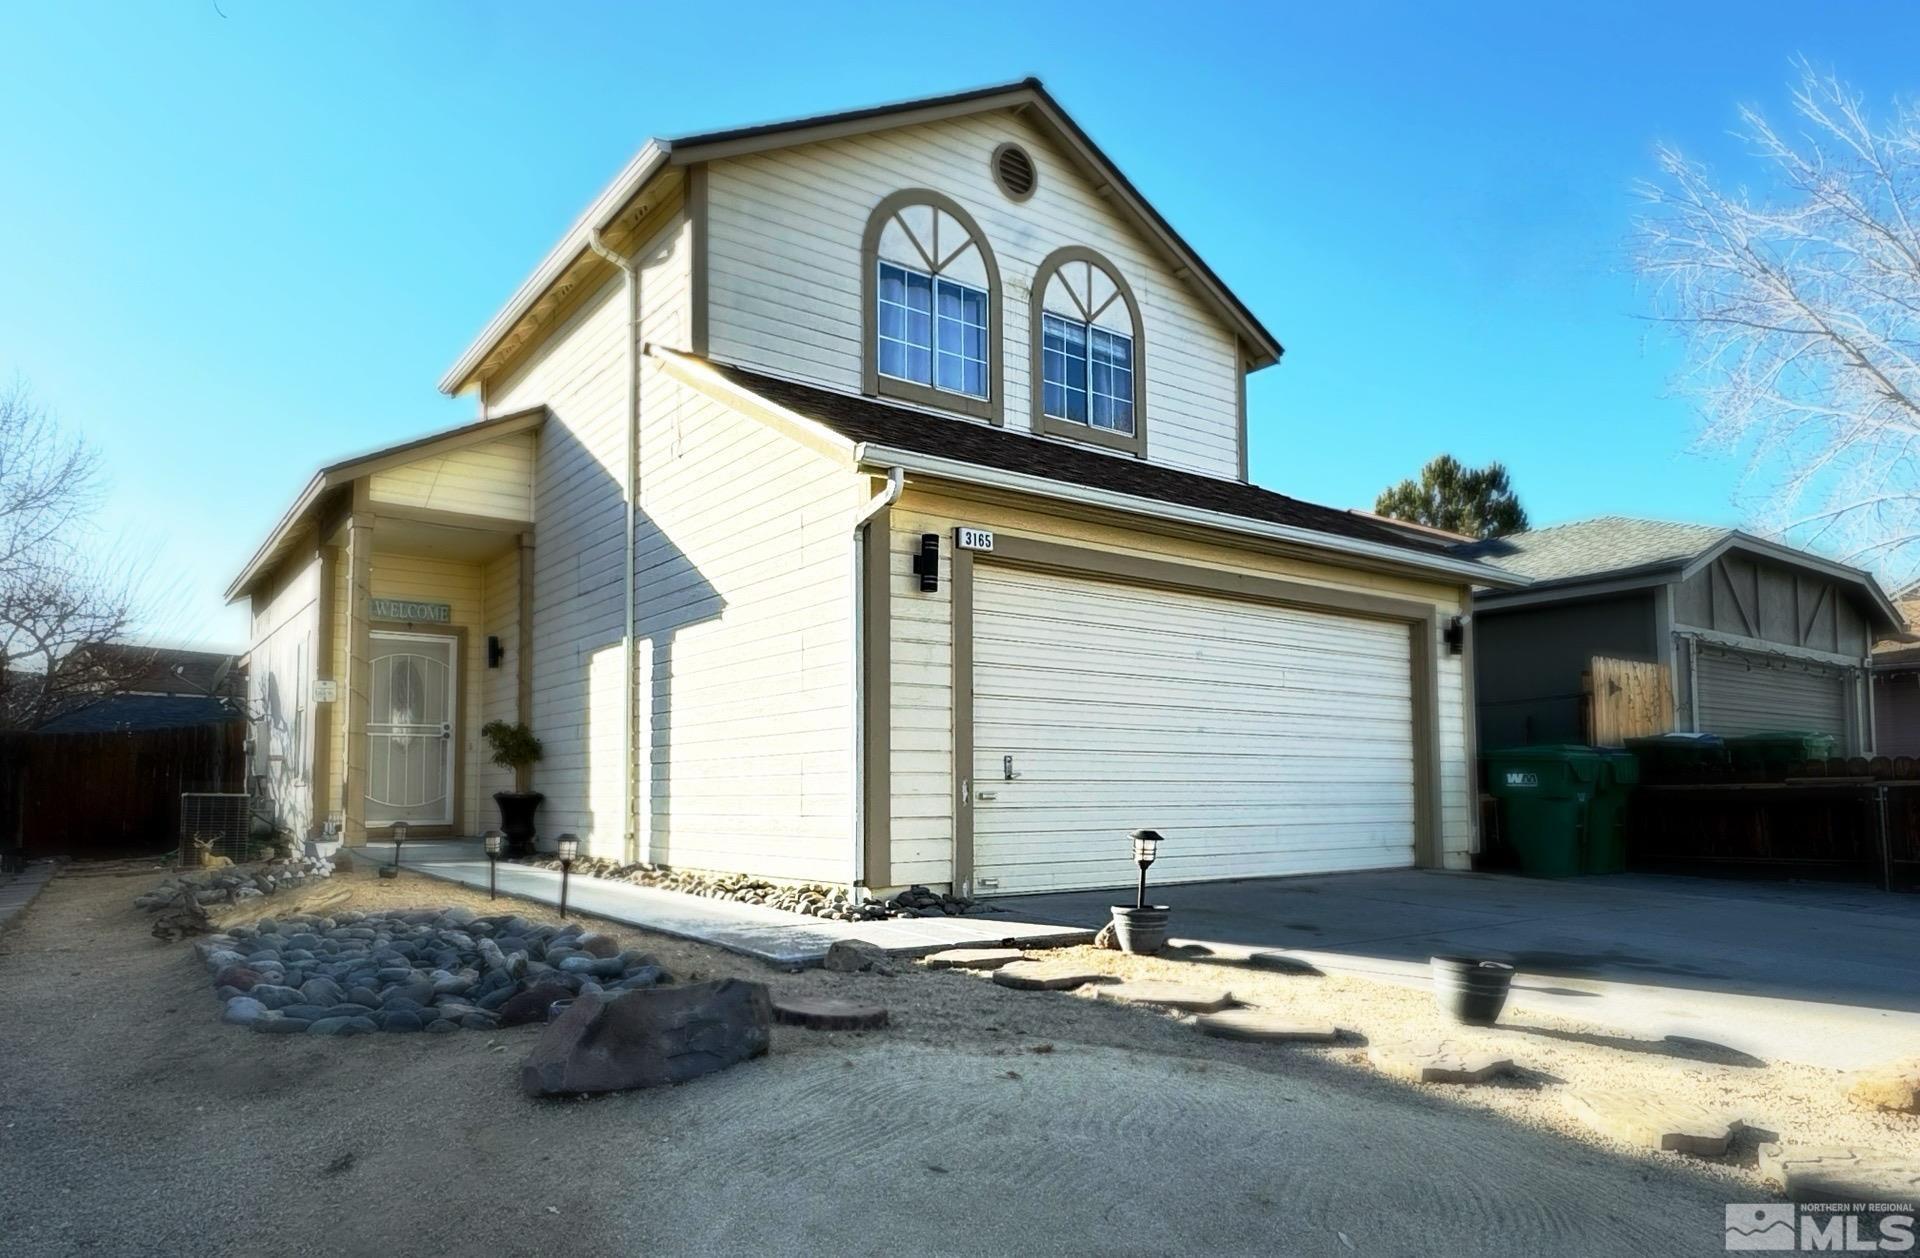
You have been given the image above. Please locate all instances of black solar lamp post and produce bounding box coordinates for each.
[1131,829,1163,908]
[482,830,504,899]
[556,833,580,919]
[380,821,408,879]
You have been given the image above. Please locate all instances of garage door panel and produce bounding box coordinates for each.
[1695,646,1853,745]
[976,658,1415,707]
[973,565,1418,894]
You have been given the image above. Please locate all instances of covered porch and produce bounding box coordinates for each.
[230,407,543,847]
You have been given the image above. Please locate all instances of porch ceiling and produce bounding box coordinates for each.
[368,514,523,564]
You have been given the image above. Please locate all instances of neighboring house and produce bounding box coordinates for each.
[228,80,1521,896]
[1458,518,1906,753]
[5,644,245,733]
[1871,581,1920,755]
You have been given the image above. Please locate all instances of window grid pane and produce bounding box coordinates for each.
[878,256,989,401]
[1089,327,1135,434]
[877,261,934,387]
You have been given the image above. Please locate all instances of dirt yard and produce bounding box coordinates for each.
[0,863,1900,1256]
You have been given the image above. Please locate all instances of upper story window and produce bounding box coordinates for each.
[862,190,1003,423]
[1030,247,1146,457]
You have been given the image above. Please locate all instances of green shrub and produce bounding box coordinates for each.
[480,720,544,772]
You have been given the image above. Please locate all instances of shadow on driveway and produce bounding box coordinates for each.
[997,868,1920,1016]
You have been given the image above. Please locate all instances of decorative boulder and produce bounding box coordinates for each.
[822,939,895,976]
[520,979,772,1097]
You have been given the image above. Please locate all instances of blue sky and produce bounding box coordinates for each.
[4,1,1919,645]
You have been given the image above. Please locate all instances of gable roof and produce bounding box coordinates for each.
[1457,516,1907,635]
[1455,517,1732,584]
[225,405,545,602]
[667,353,1520,587]
[438,79,1283,396]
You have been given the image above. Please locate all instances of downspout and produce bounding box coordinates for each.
[587,227,641,864]
[850,467,905,892]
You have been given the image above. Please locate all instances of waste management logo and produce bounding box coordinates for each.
[1727,1203,1916,1251]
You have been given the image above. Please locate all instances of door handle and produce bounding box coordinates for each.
[975,790,998,801]
[440,723,452,740]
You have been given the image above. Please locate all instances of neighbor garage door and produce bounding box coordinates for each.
[1695,645,1854,746]
[971,565,1418,894]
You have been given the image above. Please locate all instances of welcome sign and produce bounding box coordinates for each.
[370,597,452,623]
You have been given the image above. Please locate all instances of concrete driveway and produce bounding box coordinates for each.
[1001,870,1920,1070]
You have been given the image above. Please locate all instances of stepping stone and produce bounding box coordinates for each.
[1559,1088,1740,1156]
[1760,1144,1920,1203]
[1093,981,1236,1014]
[1246,951,1323,976]
[772,996,889,1031]
[991,963,1109,992]
[1190,1009,1341,1044]
[1844,1057,1920,1114]
[1368,1037,1514,1084]
[922,948,1025,971]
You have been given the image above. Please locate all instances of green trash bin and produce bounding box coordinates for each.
[1482,746,1602,878]
[1584,748,1638,874]
[1725,731,1840,779]
[1625,733,1728,784]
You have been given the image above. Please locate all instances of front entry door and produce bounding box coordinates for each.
[367,632,457,828]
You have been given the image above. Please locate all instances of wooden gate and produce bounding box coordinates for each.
[1585,656,1674,746]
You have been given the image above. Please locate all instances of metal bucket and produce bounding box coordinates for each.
[1109,905,1171,955]
[1429,956,1514,1026]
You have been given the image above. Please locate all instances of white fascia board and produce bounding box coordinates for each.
[223,473,326,603]
[437,140,671,395]
[648,347,859,466]
[853,444,1526,589]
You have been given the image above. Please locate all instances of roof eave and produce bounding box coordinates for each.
[852,443,1523,590]
[437,140,672,396]
[225,406,549,602]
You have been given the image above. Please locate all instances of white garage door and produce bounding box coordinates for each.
[972,565,1418,895]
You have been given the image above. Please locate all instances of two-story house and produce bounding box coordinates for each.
[229,80,1521,897]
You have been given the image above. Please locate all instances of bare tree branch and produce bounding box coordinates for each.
[1636,62,1920,578]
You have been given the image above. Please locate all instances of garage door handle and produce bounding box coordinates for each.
[975,791,997,801]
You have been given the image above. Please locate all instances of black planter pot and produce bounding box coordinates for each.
[493,791,544,859]
[1109,905,1171,955]
[1429,956,1515,1026]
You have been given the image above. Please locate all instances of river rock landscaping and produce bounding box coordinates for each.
[135,855,335,913]
[196,905,672,1035]
[511,855,986,922]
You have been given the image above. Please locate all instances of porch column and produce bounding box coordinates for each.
[310,537,336,838]
[516,530,535,794]
[341,490,375,846]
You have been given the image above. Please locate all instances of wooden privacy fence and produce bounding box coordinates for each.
[1631,781,1920,890]
[1585,656,1673,745]
[0,722,246,860]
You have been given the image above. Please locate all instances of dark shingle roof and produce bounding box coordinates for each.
[1452,517,1731,583]
[38,694,244,734]
[706,362,1454,557]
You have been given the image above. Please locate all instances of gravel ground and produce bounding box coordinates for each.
[0,865,1885,1257]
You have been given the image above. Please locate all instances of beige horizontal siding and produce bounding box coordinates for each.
[368,432,535,520]
[705,109,1245,479]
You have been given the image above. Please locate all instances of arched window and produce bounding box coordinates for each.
[861,190,1002,423]
[1030,246,1145,457]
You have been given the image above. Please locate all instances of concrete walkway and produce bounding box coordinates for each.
[377,841,1091,968]
[1005,868,1920,1071]
[0,861,56,931]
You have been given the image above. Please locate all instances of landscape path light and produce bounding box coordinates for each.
[482,830,504,900]
[556,833,580,919]
[380,821,408,879]
[1108,829,1170,955]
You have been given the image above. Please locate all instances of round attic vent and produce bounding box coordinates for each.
[991,143,1037,201]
